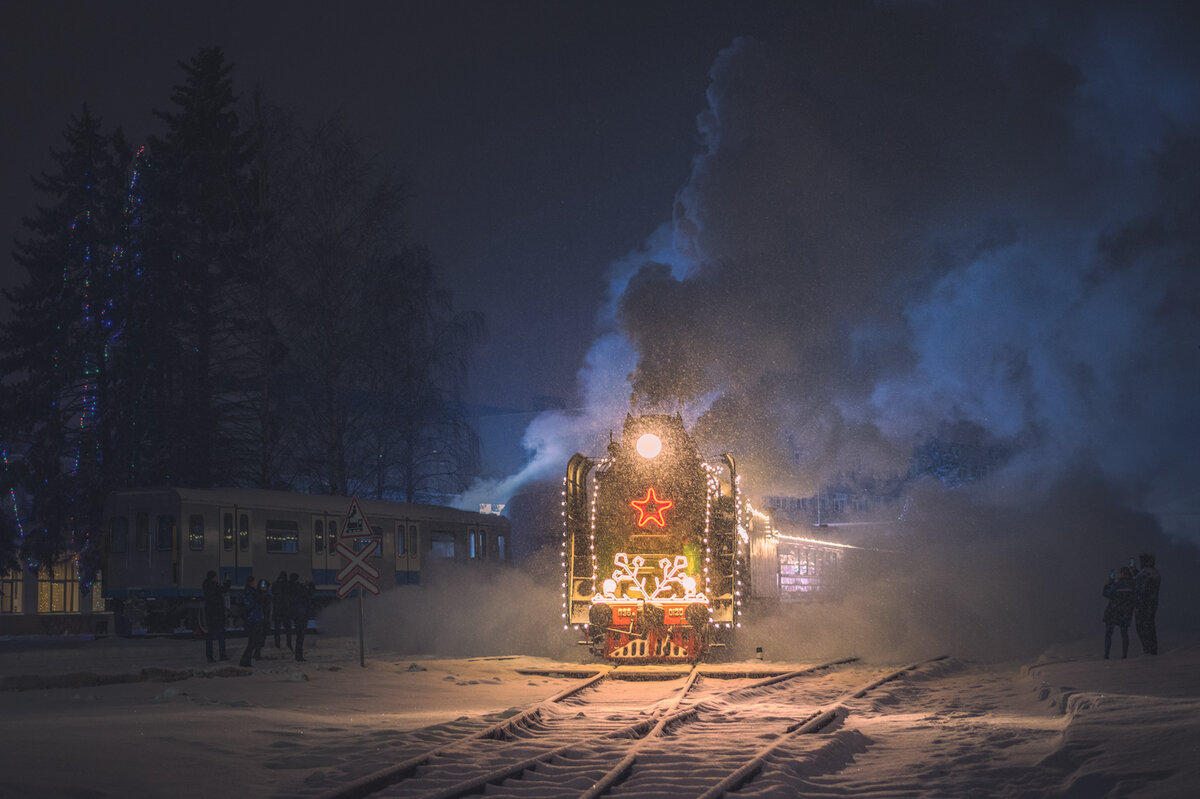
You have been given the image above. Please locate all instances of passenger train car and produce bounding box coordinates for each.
[562,413,753,663]
[102,487,509,632]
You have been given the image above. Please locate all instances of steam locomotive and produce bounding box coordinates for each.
[562,413,750,662]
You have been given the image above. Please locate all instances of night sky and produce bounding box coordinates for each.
[3,2,1199,542]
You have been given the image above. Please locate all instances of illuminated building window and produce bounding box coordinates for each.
[37,561,79,613]
[430,531,456,558]
[0,569,22,613]
[135,512,148,550]
[91,571,105,612]
[109,517,128,553]
[313,519,325,554]
[266,519,299,553]
[188,514,205,551]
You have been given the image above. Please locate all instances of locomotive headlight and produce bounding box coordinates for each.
[636,433,662,459]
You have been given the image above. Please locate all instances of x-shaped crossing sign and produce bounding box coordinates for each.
[335,498,382,598]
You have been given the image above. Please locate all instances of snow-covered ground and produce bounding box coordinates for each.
[1,629,1196,798]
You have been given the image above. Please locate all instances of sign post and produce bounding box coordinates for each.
[335,497,380,667]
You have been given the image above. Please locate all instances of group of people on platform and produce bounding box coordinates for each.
[1101,552,1161,659]
[201,570,315,666]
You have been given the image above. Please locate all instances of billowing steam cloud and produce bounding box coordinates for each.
[440,3,1200,661]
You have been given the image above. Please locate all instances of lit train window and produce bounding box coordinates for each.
[266,520,299,553]
[156,515,174,550]
[313,520,325,554]
[372,526,383,557]
[109,517,128,553]
[468,530,477,558]
[188,514,205,551]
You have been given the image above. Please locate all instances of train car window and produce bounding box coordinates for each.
[430,531,455,558]
[156,515,174,550]
[238,513,250,552]
[468,530,477,559]
[409,525,418,555]
[188,514,205,551]
[135,512,148,550]
[110,517,128,552]
[496,534,506,560]
[479,530,487,559]
[396,523,406,557]
[314,520,325,554]
[266,520,299,554]
[222,513,234,551]
[353,532,383,557]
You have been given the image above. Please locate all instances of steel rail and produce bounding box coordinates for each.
[316,669,609,799]
[695,655,950,799]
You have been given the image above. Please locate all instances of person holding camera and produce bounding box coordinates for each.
[1102,565,1136,659]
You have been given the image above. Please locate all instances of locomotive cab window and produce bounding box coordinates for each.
[109,517,128,553]
[188,514,205,551]
[266,520,299,553]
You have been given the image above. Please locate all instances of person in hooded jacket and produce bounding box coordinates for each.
[239,577,267,667]
[272,570,293,649]
[1102,565,1136,659]
[202,570,230,662]
[1133,552,1161,655]
[291,573,314,662]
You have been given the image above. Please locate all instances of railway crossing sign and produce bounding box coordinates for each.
[337,497,380,668]
[335,497,381,599]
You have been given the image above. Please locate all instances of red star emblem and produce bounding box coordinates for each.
[631,486,674,528]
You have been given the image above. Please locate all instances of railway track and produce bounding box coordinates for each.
[310,655,952,799]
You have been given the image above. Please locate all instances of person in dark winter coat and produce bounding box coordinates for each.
[291,574,314,662]
[1102,566,1136,659]
[202,571,231,662]
[239,577,267,667]
[272,570,293,649]
[1133,552,1161,655]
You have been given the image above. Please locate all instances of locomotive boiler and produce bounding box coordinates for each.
[562,413,745,662]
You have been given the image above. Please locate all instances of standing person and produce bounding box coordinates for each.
[239,576,266,667]
[1134,552,1161,655]
[292,574,314,662]
[202,571,231,662]
[272,570,292,649]
[1102,566,1136,660]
